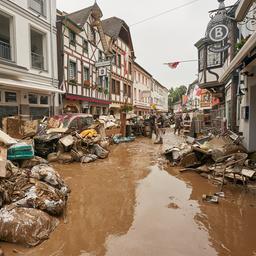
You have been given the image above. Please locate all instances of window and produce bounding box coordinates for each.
[90,27,96,44]
[124,84,127,96]
[0,12,11,60]
[69,30,76,46]
[69,61,77,80]
[117,54,121,68]
[83,66,90,81]
[5,92,16,103]
[98,76,103,87]
[128,85,131,98]
[112,79,116,94]
[28,0,46,16]
[128,62,132,75]
[83,40,88,54]
[112,51,117,65]
[29,94,38,104]
[40,95,48,105]
[116,81,120,95]
[199,48,204,71]
[207,44,221,68]
[98,50,103,61]
[31,29,45,70]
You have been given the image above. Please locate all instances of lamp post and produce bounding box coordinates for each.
[120,95,129,137]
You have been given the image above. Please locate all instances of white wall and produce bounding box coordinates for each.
[0,0,58,87]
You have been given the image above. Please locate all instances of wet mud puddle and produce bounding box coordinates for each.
[1,135,256,256]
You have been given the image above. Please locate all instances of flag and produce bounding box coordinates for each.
[167,62,180,69]
[122,50,128,75]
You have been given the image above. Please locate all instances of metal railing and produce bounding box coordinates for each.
[0,40,11,60]
[31,52,44,69]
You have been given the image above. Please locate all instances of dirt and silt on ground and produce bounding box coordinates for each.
[1,131,256,256]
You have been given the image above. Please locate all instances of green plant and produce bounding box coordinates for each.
[104,89,109,95]
[235,36,250,52]
[121,104,133,113]
[97,87,103,92]
[69,79,77,85]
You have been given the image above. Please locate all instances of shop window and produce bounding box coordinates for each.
[40,95,48,105]
[30,107,49,120]
[5,92,16,103]
[29,94,38,104]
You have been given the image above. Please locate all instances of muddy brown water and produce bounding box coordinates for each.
[1,132,256,256]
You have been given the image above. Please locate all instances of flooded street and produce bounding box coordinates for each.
[1,131,256,256]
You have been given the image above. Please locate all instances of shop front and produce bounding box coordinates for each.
[65,94,111,117]
[0,77,62,124]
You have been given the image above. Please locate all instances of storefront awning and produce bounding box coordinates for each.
[219,31,256,83]
[0,78,64,93]
[66,94,111,105]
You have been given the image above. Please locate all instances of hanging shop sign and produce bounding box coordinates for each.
[209,24,229,42]
[98,67,107,77]
[208,24,230,53]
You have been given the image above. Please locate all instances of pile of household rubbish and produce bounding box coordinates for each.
[0,149,69,247]
[164,130,256,192]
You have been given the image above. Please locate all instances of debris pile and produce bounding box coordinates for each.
[165,132,256,190]
[0,157,69,246]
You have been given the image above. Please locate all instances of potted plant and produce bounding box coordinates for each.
[83,80,90,87]
[97,87,103,93]
[69,79,77,85]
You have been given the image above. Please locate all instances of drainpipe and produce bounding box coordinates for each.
[49,1,55,115]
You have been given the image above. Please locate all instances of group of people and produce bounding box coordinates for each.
[148,112,191,144]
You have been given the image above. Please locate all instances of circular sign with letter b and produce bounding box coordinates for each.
[209,24,229,42]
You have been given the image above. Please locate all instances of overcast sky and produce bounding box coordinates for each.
[57,0,236,89]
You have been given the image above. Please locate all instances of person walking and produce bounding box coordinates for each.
[174,114,183,135]
[154,114,164,144]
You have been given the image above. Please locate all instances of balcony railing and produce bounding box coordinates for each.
[0,40,11,60]
[31,52,44,69]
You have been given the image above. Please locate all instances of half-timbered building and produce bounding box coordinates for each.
[57,3,111,116]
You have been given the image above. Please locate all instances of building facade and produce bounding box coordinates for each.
[151,79,169,113]
[0,0,60,123]
[102,17,135,117]
[219,0,256,152]
[57,3,111,116]
[133,62,152,116]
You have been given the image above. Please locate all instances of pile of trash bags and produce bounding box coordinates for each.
[0,158,69,247]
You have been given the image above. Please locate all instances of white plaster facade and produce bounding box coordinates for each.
[0,0,60,122]
[133,62,152,116]
[152,79,168,113]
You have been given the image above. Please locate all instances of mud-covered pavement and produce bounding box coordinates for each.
[1,131,256,256]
